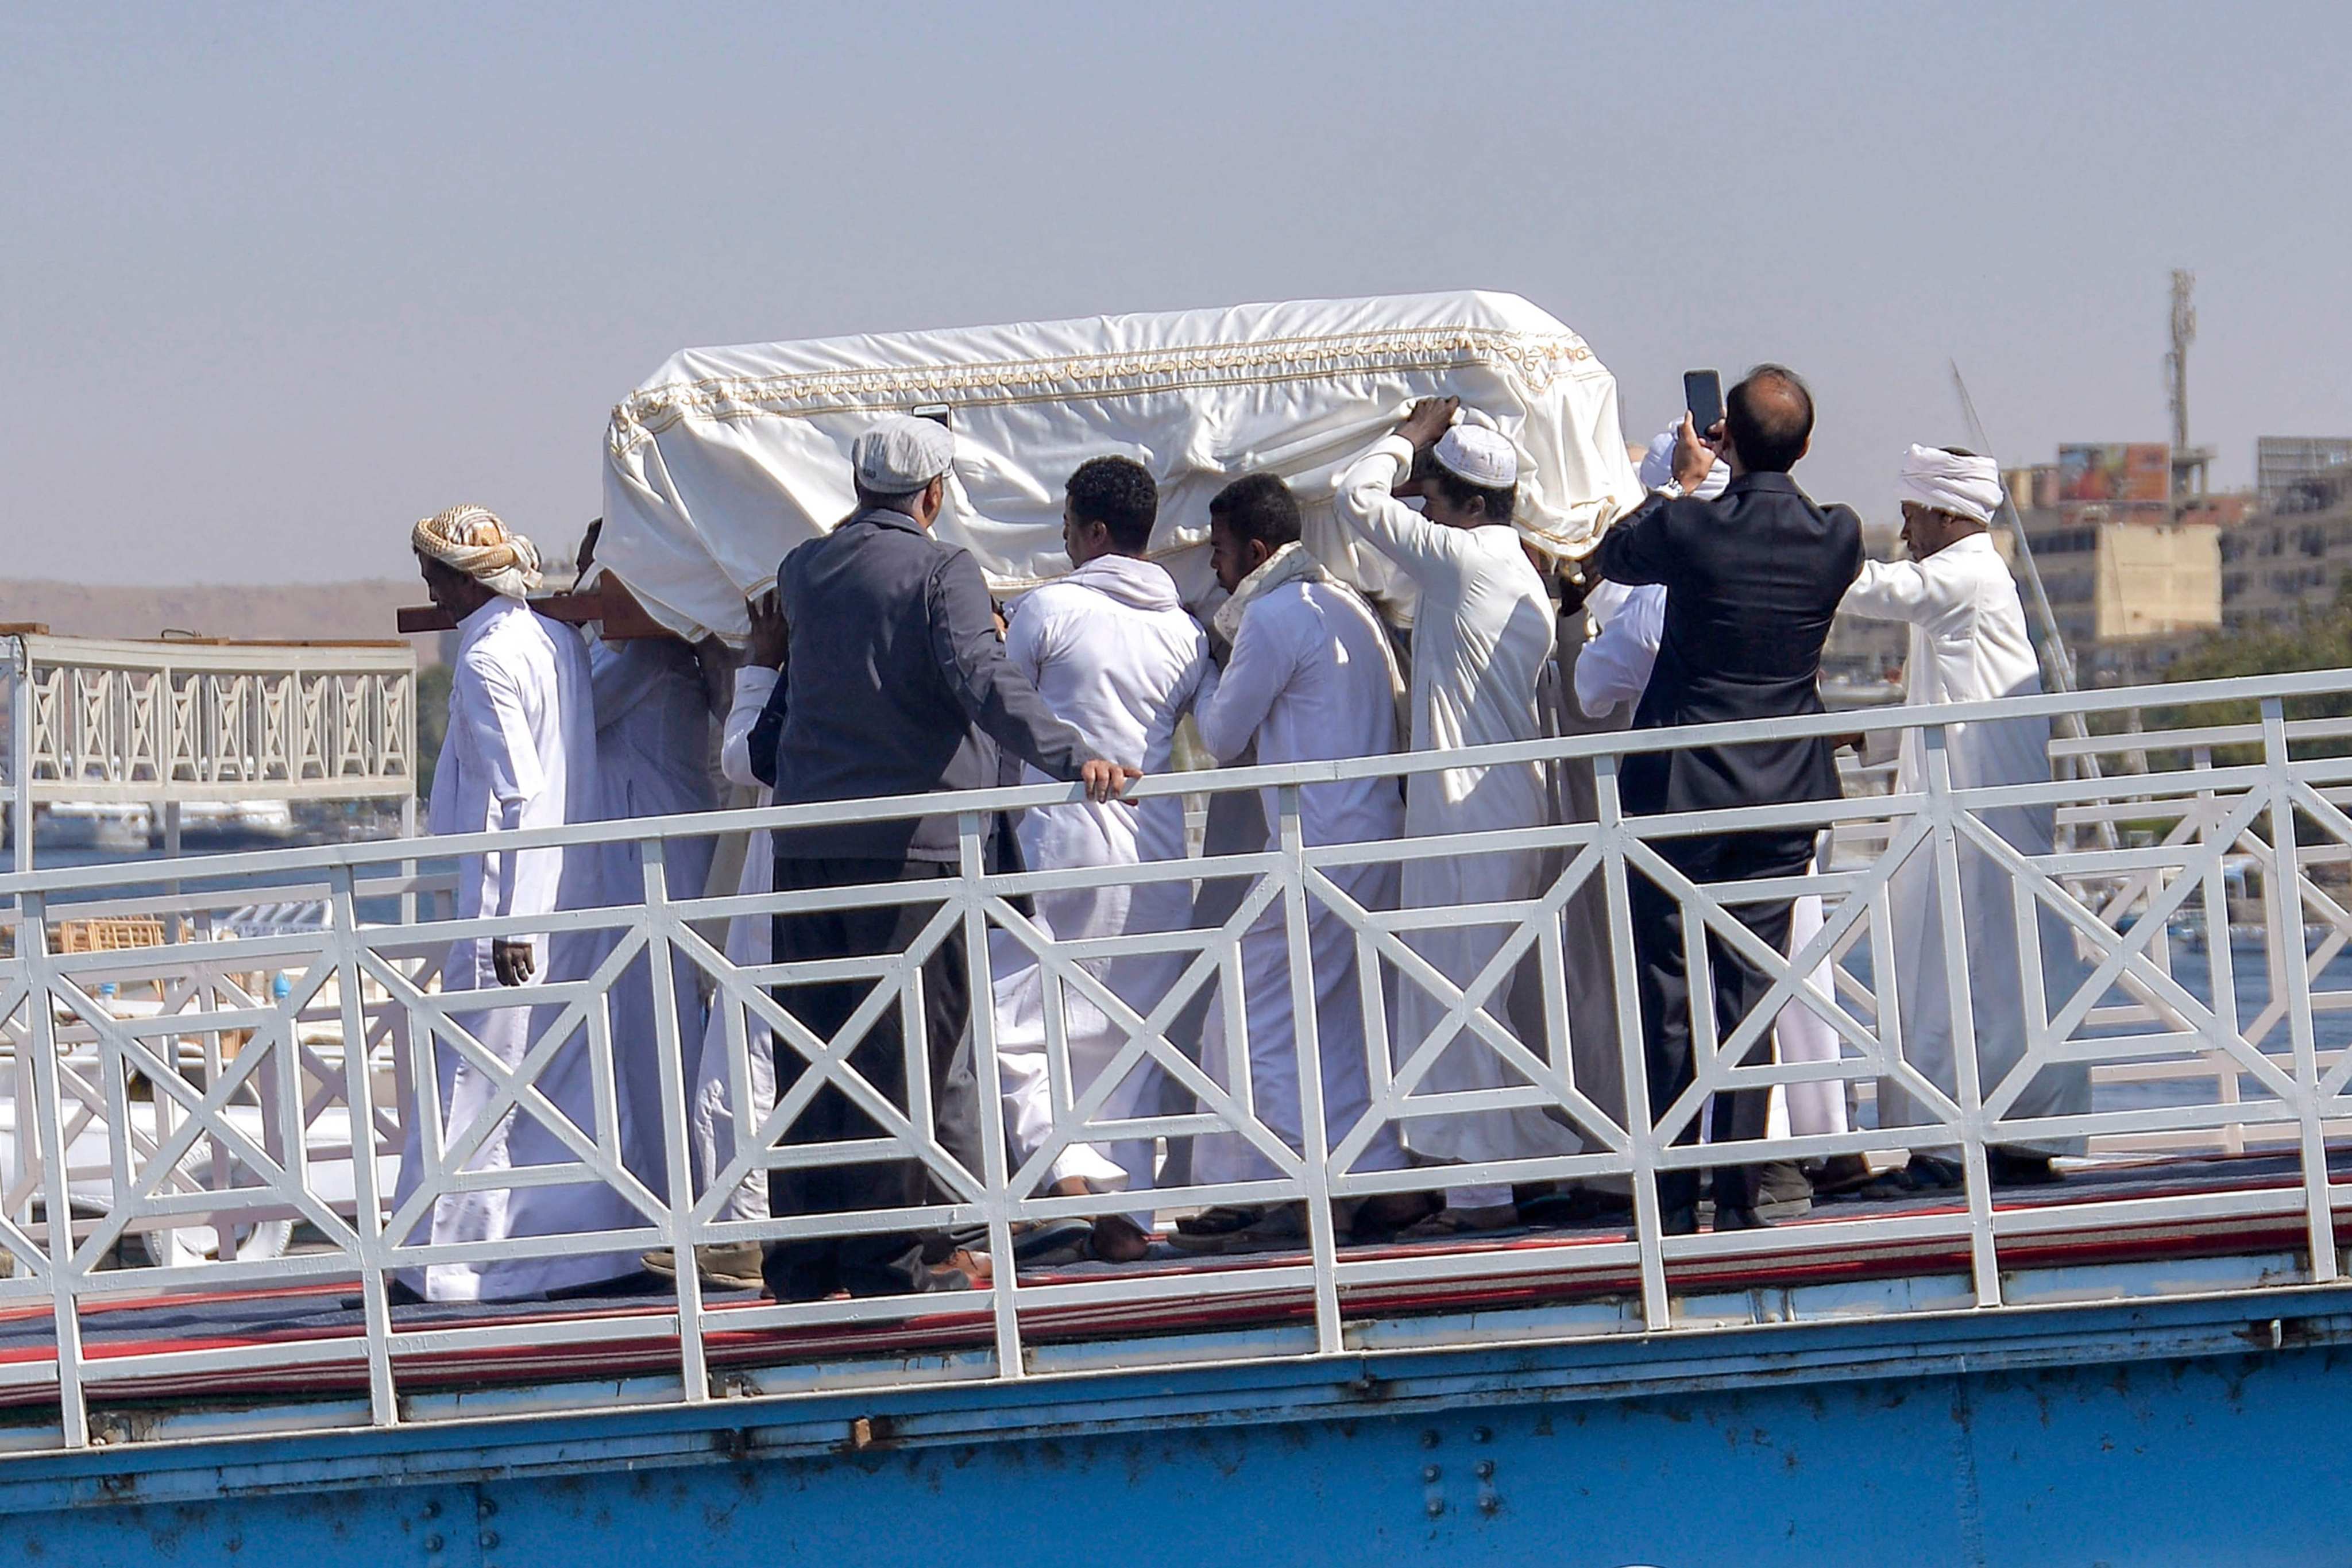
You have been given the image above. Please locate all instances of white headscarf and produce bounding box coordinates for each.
[412,504,542,600]
[1640,429,1729,500]
[1895,445,2003,524]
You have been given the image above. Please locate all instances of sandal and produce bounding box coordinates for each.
[1855,1153,1963,1198]
[1395,1203,1519,1241]
[1087,1214,1154,1264]
[1169,1203,1306,1253]
[1347,1191,1442,1241]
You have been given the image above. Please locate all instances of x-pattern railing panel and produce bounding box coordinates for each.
[1,668,2350,1451]
[6,635,416,809]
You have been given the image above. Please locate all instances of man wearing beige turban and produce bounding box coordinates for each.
[1839,447,2091,1189]
[393,505,637,1301]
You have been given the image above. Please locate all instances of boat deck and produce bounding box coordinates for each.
[5,1148,2343,1419]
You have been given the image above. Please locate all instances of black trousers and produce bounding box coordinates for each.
[1630,827,1816,1214]
[766,857,976,1300]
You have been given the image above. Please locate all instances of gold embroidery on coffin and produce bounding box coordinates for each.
[607,326,1598,455]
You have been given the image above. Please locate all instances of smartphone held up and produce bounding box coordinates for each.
[1682,369,1724,438]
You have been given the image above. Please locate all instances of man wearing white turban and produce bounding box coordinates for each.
[397,504,636,1301]
[1330,395,1573,1233]
[1838,446,2091,1185]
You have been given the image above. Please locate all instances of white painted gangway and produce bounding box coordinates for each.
[0,668,2347,1456]
[3,629,418,869]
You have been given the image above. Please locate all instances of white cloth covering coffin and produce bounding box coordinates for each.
[1838,532,2091,1152]
[396,598,640,1301]
[599,292,1646,643]
[989,555,1219,1199]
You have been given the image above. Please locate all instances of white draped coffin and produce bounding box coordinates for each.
[598,291,1645,640]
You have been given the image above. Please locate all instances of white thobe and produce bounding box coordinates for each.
[588,636,718,1198]
[1189,579,1409,1185]
[1574,580,1850,1140]
[1539,606,1633,1175]
[396,597,633,1301]
[991,556,1217,1196]
[1839,532,2090,1150]
[1333,437,1574,1173]
[690,665,783,1225]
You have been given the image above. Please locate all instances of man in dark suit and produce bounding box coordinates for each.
[1590,366,1862,1232]
[743,415,1135,1300]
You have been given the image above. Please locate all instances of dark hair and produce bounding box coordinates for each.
[1724,364,1814,473]
[1428,465,1517,523]
[854,481,926,511]
[1207,473,1301,550]
[1065,456,1160,553]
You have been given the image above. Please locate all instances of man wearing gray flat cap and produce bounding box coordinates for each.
[743,414,1137,1301]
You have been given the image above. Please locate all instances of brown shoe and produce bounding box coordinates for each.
[643,1242,765,1292]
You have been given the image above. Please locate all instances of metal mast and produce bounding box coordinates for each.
[2165,270,2211,499]
[2166,269,2194,455]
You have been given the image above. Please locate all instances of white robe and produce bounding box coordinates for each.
[1189,579,1409,1184]
[1839,532,2091,1150]
[397,597,634,1301]
[588,636,717,1199]
[694,665,784,1224]
[1333,437,1575,1170]
[1574,580,1849,1140]
[991,555,1217,1195]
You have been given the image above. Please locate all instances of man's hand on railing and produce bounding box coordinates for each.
[1080,760,1142,804]
[492,938,536,987]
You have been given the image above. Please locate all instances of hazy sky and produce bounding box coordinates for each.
[7,2,2349,585]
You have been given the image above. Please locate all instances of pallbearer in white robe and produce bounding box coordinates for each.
[989,459,1218,1258]
[586,634,718,1196]
[397,505,638,1302]
[705,662,782,1216]
[1837,446,2091,1179]
[659,652,787,1291]
[1175,476,1415,1252]
[1331,399,1573,1230]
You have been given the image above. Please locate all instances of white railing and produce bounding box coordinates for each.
[1,669,2349,1451]
[3,632,418,870]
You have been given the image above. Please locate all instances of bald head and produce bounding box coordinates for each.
[1724,364,1814,474]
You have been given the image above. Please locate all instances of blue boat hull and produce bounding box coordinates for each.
[6,1286,2350,1567]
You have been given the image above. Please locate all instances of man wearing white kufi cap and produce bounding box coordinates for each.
[1331,396,1573,1233]
[398,505,635,1300]
[1839,446,2091,1186]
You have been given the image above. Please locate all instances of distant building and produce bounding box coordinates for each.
[2256,437,2352,515]
[2220,492,2352,631]
[2012,509,2220,649]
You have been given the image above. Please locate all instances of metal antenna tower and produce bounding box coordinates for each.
[2165,270,2211,498]
[2166,269,2195,454]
